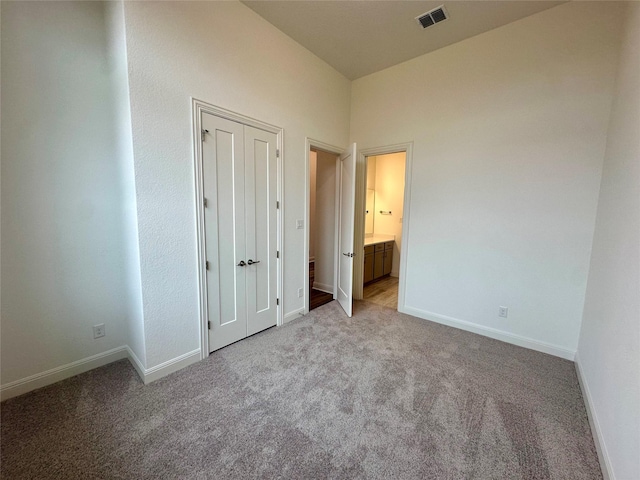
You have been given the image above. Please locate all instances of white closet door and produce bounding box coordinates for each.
[244,125,278,336]
[202,113,247,351]
[337,143,357,317]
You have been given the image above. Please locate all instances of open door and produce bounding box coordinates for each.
[337,143,357,316]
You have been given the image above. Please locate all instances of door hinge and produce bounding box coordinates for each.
[203,197,208,208]
[201,129,209,141]
[276,201,279,209]
[276,149,280,158]
[206,261,210,270]
[277,298,279,306]
[276,250,279,259]
[207,321,211,330]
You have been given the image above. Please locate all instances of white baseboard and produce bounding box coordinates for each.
[125,346,147,383]
[126,347,201,384]
[284,307,305,324]
[0,346,128,401]
[400,305,576,360]
[575,353,613,480]
[140,349,201,384]
[1,345,203,401]
[312,282,334,294]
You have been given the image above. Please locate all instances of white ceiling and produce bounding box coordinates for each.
[242,1,564,80]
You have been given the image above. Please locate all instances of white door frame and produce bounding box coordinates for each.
[304,138,345,314]
[354,142,413,312]
[192,98,284,358]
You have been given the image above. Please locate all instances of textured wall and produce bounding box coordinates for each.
[104,1,146,367]
[314,150,337,292]
[122,1,351,367]
[1,1,130,383]
[577,3,640,479]
[309,151,317,261]
[350,2,623,356]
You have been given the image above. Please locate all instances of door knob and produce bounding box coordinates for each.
[237,260,246,267]
[247,259,260,265]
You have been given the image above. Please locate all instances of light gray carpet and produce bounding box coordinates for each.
[1,300,601,479]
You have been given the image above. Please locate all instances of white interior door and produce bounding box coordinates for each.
[202,113,278,352]
[337,143,357,316]
[244,125,278,336]
[202,113,247,351]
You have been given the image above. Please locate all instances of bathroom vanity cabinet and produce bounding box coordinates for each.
[363,240,394,284]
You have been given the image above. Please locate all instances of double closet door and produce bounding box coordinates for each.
[202,113,278,352]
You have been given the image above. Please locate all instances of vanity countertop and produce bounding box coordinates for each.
[364,235,395,247]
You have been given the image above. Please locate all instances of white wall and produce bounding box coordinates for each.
[314,150,337,292]
[1,2,131,384]
[576,3,640,479]
[350,2,623,357]
[121,1,351,367]
[309,151,317,261]
[365,157,376,235]
[372,153,405,276]
[366,157,376,190]
[105,1,146,368]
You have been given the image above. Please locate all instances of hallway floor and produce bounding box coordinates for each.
[310,288,333,310]
[309,261,333,311]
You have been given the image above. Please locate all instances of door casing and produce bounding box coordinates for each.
[192,98,284,359]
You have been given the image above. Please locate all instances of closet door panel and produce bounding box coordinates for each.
[203,113,247,351]
[245,125,278,336]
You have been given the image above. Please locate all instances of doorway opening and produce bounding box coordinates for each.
[358,149,409,310]
[304,139,357,317]
[308,147,340,311]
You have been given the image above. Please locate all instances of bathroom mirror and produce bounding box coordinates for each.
[365,188,375,235]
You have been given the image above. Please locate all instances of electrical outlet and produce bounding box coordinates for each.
[93,324,106,339]
[298,288,303,298]
[498,306,509,318]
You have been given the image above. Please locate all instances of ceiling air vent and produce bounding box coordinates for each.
[416,6,448,29]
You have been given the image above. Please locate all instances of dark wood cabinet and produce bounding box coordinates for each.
[364,240,394,284]
[373,243,385,278]
[383,245,393,275]
[363,245,375,283]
